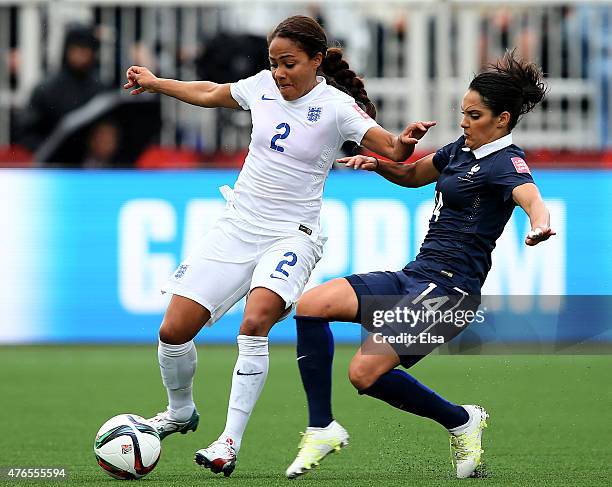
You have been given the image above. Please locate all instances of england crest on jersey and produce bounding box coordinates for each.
[307,106,322,122]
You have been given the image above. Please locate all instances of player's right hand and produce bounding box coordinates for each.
[337,155,379,171]
[124,66,158,95]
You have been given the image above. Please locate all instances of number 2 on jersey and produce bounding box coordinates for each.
[270,123,291,152]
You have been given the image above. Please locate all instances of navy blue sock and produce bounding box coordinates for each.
[359,369,468,429]
[295,316,334,428]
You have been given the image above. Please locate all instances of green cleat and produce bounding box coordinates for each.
[450,405,489,478]
[148,408,199,441]
[286,420,349,479]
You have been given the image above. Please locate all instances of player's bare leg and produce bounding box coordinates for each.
[149,295,209,439]
[195,287,284,477]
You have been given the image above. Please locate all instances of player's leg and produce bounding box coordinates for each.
[349,343,487,478]
[295,278,357,427]
[194,288,284,476]
[150,295,209,439]
[196,233,323,476]
[285,278,361,479]
[348,272,487,478]
[151,216,257,441]
[349,338,469,428]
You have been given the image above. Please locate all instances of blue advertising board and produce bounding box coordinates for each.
[1,169,611,344]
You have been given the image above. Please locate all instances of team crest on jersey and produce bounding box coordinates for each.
[458,164,480,182]
[307,106,322,122]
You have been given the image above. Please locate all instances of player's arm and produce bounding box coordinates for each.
[124,65,240,109]
[337,152,440,188]
[360,121,436,162]
[512,183,556,246]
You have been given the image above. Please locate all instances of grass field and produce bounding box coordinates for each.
[1,345,611,486]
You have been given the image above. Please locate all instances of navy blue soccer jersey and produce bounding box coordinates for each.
[410,134,534,290]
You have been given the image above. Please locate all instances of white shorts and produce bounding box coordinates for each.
[162,210,324,326]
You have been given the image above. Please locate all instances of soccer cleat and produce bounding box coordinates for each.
[147,408,199,441]
[194,439,237,477]
[449,404,489,478]
[285,420,349,479]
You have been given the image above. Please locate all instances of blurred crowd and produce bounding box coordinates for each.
[1,3,611,169]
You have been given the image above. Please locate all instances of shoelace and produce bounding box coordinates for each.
[150,410,181,429]
[150,411,168,423]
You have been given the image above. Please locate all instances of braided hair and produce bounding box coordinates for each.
[269,15,376,119]
[469,49,548,130]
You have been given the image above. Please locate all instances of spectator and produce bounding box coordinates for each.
[82,119,120,169]
[15,24,111,154]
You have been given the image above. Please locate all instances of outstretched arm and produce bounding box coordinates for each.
[360,121,436,162]
[512,183,556,246]
[124,65,240,109]
[337,152,440,188]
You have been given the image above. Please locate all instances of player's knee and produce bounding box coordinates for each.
[159,320,191,345]
[239,314,272,336]
[348,361,379,391]
[296,289,333,319]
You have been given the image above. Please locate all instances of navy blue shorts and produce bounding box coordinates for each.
[345,265,481,369]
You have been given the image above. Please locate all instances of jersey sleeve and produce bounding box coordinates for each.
[489,153,535,202]
[432,137,462,173]
[230,70,269,110]
[336,101,379,144]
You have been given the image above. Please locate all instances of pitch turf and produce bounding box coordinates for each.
[1,345,610,486]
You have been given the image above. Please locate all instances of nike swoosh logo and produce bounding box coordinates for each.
[297,355,308,361]
[261,95,276,101]
[236,370,263,376]
[269,273,287,280]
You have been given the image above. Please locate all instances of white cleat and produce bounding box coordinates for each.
[450,405,489,478]
[147,408,199,441]
[286,420,349,479]
[194,439,237,477]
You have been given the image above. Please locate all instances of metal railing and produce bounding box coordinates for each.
[1,0,610,153]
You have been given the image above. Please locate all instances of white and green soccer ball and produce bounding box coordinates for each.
[94,414,161,480]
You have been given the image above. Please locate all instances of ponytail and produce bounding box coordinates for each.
[321,48,376,119]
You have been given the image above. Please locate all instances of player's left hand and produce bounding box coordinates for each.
[399,121,437,145]
[525,226,556,246]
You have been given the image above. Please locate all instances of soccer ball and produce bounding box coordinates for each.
[94,414,161,480]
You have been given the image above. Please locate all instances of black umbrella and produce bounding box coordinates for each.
[34,91,161,167]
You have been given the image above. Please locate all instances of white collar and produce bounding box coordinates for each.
[461,133,513,160]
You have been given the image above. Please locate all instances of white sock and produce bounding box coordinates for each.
[219,335,269,453]
[158,339,197,421]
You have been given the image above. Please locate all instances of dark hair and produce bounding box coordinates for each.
[469,49,547,130]
[269,15,376,119]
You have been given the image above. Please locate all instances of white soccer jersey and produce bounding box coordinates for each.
[230,70,378,235]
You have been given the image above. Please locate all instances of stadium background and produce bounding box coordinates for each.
[1,1,611,485]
